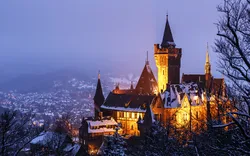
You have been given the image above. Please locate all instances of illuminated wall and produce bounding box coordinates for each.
[154,44,182,92]
[154,52,168,92]
[116,111,144,136]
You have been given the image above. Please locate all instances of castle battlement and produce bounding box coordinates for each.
[154,44,182,56]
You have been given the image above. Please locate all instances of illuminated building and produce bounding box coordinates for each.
[101,58,159,136]
[79,14,231,146]
[79,116,122,154]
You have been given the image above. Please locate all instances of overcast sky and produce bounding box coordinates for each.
[0,0,224,78]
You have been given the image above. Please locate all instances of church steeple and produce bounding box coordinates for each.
[93,71,105,118]
[205,43,211,74]
[205,43,212,90]
[161,15,175,48]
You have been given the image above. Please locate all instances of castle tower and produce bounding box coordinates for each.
[93,71,105,118]
[154,15,182,92]
[205,43,212,89]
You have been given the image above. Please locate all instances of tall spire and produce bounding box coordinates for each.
[94,70,105,118]
[161,15,175,48]
[205,43,211,74]
[98,70,100,79]
[145,51,149,65]
[206,42,210,63]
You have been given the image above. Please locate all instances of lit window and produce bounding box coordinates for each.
[183,113,187,121]
[129,112,132,118]
[120,112,124,118]
[132,113,135,118]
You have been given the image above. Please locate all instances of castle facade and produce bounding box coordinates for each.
[80,15,232,143]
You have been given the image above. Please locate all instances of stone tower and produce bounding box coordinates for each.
[154,15,182,92]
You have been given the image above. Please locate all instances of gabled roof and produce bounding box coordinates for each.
[135,62,158,95]
[101,92,156,112]
[163,83,204,108]
[161,15,175,48]
[94,73,105,109]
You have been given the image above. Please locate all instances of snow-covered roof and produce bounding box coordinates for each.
[86,117,117,127]
[102,92,155,112]
[64,143,81,155]
[88,127,119,134]
[30,131,67,146]
[84,117,123,134]
[164,82,204,108]
[101,105,146,112]
[30,132,48,145]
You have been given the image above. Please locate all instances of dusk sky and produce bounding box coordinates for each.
[0,0,224,79]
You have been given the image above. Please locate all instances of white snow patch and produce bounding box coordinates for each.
[101,105,146,112]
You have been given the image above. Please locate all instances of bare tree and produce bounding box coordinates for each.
[53,113,73,136]
[215,0,250,134]
[0,110,42,156]
[213,0,250,154]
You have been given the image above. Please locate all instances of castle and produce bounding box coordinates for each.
[79,15,232,151]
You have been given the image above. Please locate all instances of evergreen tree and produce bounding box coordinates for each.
[100,128,127,156]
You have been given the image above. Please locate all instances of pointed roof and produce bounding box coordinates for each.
[130,81,134,90]
[205,43,211,75]
[135,62,158,95]
[142,103,155,126]
[94,71,105,109]
[161,15,175,48]
[206,43,210,64]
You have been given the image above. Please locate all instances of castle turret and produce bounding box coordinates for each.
[93,71,105,118]
[154,15,182,92]
[137,103,155,137]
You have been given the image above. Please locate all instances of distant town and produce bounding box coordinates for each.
[0,74,137,129]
